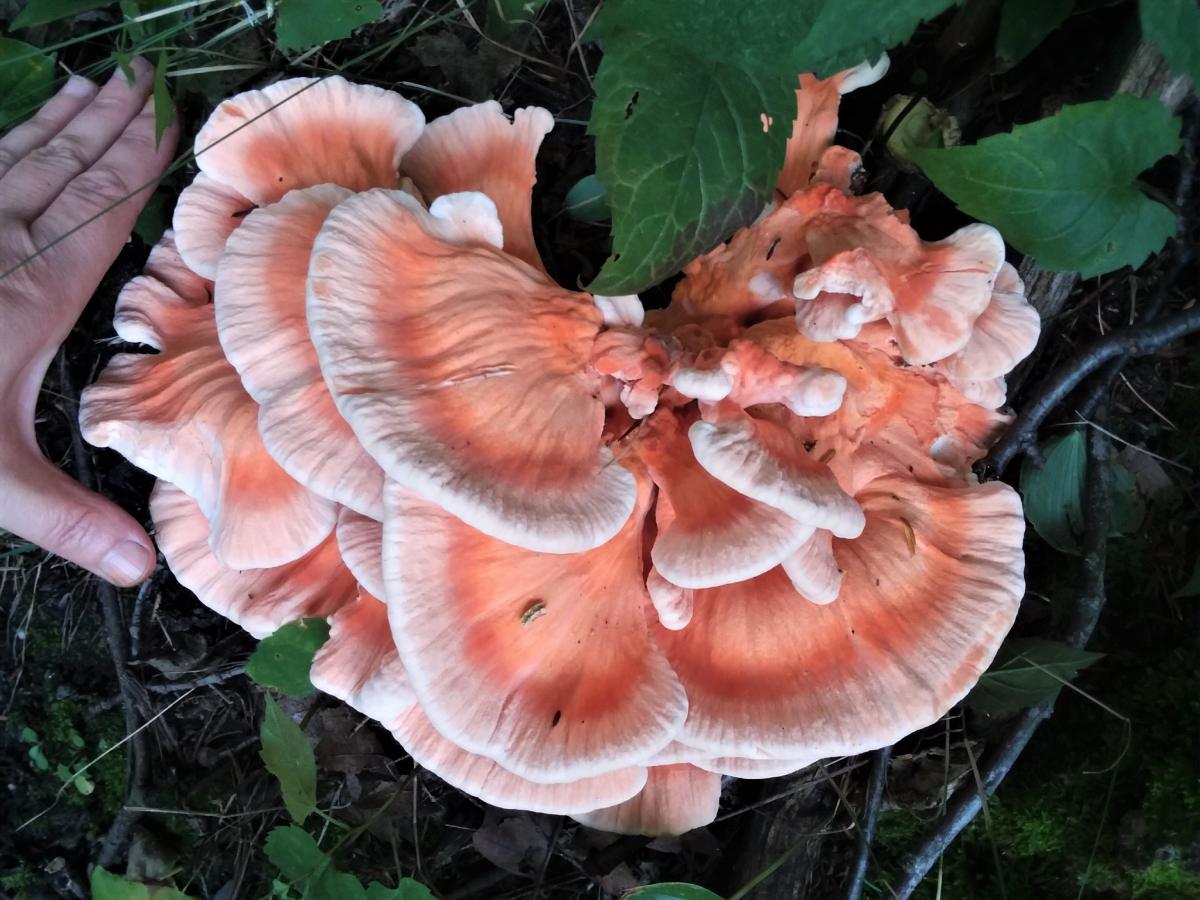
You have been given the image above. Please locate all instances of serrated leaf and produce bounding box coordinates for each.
[588,38,792,294]
[247,618,330,696]
[0,38,55,130]
[90,867,196,900]
[260,695,317,824]
[967,638,1103,715]
[594,0,956,79]
[11,0,112,28]
[1140,0,1200,85]
[624,884,725,900]
[995,0,1074,67]
[564,174,611,224]
[152,50,174,147]
[914,96,1181,277]
[275,0,384,53]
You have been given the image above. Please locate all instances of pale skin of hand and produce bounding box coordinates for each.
[0,57,179,587]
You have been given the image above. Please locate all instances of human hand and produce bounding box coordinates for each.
[0,57,179,586]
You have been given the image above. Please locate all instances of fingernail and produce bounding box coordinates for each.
[102,540,153,586]
[62,74,96,97]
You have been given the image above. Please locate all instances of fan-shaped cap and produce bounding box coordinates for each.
[145,230,209,304]
[307,187,635,554]
[697,756,810,779]
[403,101,553,271]
[572,764,722,836]
[215,183,385,518]
[81,274,336,568]
[310,588,414,721]
[171,173,253,280]
[777,56,889,195]
[334,507,384,598]
[782,528,841,604]
[938,262,1040,382]
[653,475,1025,759]
[688,411,865,538]
[194,76,424,206]
[637,408,813,590]
[150,482,355,638]
[309,589,649,814]
[382,475,687,784]
[646,567,695,631]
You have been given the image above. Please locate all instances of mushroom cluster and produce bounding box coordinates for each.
[80,64,1035,836]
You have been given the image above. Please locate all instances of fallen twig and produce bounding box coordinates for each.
[844,746,892,900]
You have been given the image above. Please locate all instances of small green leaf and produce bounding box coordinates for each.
[264,826,332,886]
[968,638,1103,715]
[152,50,174,147]
[0,38,55,130]
[587,37,792,294]
[275,0,385,53]
[247,618,331,696]
[1140,0,1200,85]
[364,879,438,900]
[915,96,1181,277]
[28,744,49,771]
[564,174,611,224]
[625,885,725,900]
[73,772,95,795]
[11,0,113,28]
[260,695,317,824]
[485,0,549,39]
[90,867,196,900]
[135,189,170,245]
[1171,558,1200,599]
[19,726,38,744]
[995,0,1074,67]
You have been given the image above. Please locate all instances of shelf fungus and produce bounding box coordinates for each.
[81,68,1034,837]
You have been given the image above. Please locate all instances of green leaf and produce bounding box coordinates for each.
[0,38,55,130]
[265,826,435,900]
[364,879,438,900]
[995,0,1074,67]
[11,0,112,28]
[625,885,725,900]
[264,826,334,887]
[28,744,49,771]
[485,0,549,39]
[73,772,96,795]
[967,638,1103,715]
[275,0,384,53]
[1171,558,1200,599]
[564,174,611,224]
[1021,428,1145,553]
[1140,0,1200,85]
[587,37,793,294]
[19,726,38,744]
[587,0,957,293]
[152,50,174,147]
[247,618,330,696]
[260,695,317,824]
[135,189,170,245]
[90,867,196,900]
[594,0,956,79]
[914,96,1181,277]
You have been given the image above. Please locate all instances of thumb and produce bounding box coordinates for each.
[0,451,155,587]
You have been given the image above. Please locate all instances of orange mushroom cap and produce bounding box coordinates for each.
[306,187,636,554]
[215,183,385,518]
[80,262,336,569]
[381,474,687,783]
[150,481,354,639]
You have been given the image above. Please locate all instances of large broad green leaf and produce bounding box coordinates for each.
[625,885,724,900]
[914,96,1181,277]
[995,0,1074,68]
[587,0,958,293]
[1140,0,1200,85]
[587,37,792,294]
[594,0,956,79]
[247,618,330,696]
[967,638,1103,715]
[0,38,55,129]
[260,695,317,824]
[275,0,384,53]
[11,0,112,28]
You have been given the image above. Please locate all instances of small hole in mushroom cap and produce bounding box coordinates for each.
[551,710,562,728]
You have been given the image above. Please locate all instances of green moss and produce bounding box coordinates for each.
[1131,859,1200,900]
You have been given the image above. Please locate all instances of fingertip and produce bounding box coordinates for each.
[99,537,156,586]
[61,74,98,99]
